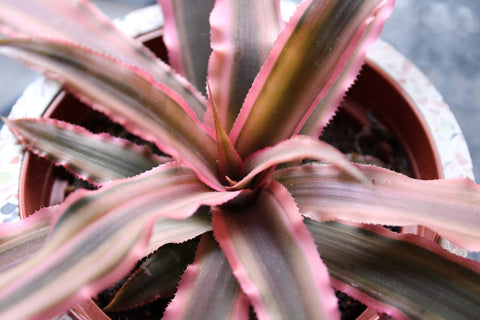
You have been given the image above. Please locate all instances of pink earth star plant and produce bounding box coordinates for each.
[0,0,479,319]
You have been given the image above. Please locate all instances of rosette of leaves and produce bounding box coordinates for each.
[0,0,480,319]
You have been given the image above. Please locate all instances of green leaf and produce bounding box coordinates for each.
[145,206,212,255]
[213,182,340,320]
[274,163,480,251]
[207,0,281,131]
[105,239,199,312]
[306,219,480,320]
[0,38,222,189]
[158,0,214,95]
[0,207,52,272]
[0,0,208,118]
[209,83,245,184]
[230,135,368,190]
[163,233,249,320]
[231,0,394,157]
[5,117,165,185]
[300,0,394,136]
[0,163,239,320]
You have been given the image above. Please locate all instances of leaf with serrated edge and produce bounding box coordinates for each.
[105,239,198,312]
[206,0,281,131]
[163,233,249,320]
[5,118,165,185]
[208,83,245,183]
[306,219,480,320]
[0,0,208,118]
[0,38,222,189]
[0,206,53,273]
[158,0,214,94]
[274,163,480,251]
[230,135,368,189]
[145,206,212,255]
[231,0,395,157]
[213,182,340,320]
[300,0,394,136]
[0,163,239,320]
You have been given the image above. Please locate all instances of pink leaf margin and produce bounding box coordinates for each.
[331,222,480,320]
[213,183,340,319]
[0,164,240,320]
[301,0,396,136]
[163,233,250,320]
[158,0,188,78]
[229,135,369,190]
[274,163,480,251]
[230,0,395,155]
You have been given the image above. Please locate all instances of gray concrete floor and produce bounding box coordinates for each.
[381,0,480,181]
[0,0,479,180]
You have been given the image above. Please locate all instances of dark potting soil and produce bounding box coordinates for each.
[321,107,411,176]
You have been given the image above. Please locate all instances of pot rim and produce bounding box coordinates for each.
[366,40,474,181]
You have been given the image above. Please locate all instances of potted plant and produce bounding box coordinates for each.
[0,0,479,320]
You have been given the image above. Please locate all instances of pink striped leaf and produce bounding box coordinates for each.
[158,0,214,94]
[207,0,282,131]
[273,163,480,251]
[306,219,480,320]
[0,206,53,273]
[163,233,249,320]
[5,118,165,185]
[230,0,395,157]
[209,83,245,184]
[0,0,208,118]
[230,135,368,189]
[300,0,394,136]
[0,163,239,320]
[0,206,210,284]
[212,182,340,320]
[0,38,222,189]
[145,206,212,255]
[104,239,199,312]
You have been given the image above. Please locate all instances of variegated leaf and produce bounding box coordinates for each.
[0,38,222,189]
[300,0,394,136]
[207,0,282,131]
[163,233,249,320]
[0,163,239,320]
[0,0,208,118]
[230,0,395,157]
[158,0,214,94]
[274,163,480,251]
[5,117,165,185]
[230,135,368,189]
[0,207,53,272]
[145,206,212,255]
[105,239,199,312]
[213,182,340,320]
[209,83,245,183]
[306,219,480,320]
